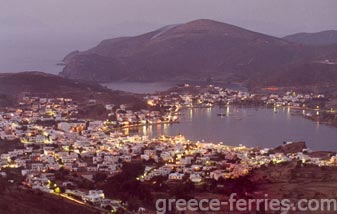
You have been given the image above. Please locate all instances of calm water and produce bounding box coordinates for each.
[133,107,337,151]
[102,82,176,94]
[102,82,247,94]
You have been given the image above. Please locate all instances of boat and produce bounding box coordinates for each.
[217,113,226,117]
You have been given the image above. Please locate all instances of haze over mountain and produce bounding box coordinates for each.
[3,0,337,73]
[284,30,337,46]
[61,19,337,88]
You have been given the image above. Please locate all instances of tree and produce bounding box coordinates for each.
[170,181,195,199]
[103,162,152,208]
[93,173,107,183]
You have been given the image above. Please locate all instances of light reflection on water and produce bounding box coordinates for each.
[128,107,337,151]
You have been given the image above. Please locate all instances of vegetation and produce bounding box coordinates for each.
[103,162,152,211]
[0,138,24,154]
[0,178,99,214]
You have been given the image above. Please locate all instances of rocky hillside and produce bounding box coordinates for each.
[60,19,337,88]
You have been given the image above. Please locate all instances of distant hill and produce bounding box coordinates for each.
[283,30,337,46]
[60,19,337,88]
[0,72,145,109]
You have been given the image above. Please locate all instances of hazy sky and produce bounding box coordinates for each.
[1,0,337,73]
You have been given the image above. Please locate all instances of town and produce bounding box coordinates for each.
[0,85,336,213]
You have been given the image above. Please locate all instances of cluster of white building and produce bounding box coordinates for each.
[265,91,324,108]
[145,85,325,112]
[0,92,334,212]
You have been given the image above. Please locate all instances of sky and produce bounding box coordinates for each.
[1,0,337,73]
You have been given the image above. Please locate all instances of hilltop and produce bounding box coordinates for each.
[284,30,337,46]
[60,19,337,88]
[0,72,145,109]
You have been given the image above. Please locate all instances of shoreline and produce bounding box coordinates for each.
[110,104,337,135]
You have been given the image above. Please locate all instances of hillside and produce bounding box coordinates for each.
[0,179,99,214]
[0,72,145,109]
[284,30,337,46]
[60,19,337,88]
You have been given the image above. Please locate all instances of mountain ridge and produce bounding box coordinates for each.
[60,19,337,88]
[283,30,337,46]
[0,72,145,109]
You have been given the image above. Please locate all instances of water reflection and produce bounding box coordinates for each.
[286,107,291,120]
[206,107,212,118]
[135,107,337,151]
[189,108,193,119]
[142,126,147,136]
[226,106,230,116]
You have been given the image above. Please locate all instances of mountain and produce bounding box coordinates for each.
[60,19,337,88]
[0,72,144,109]
[283,30,337,46]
